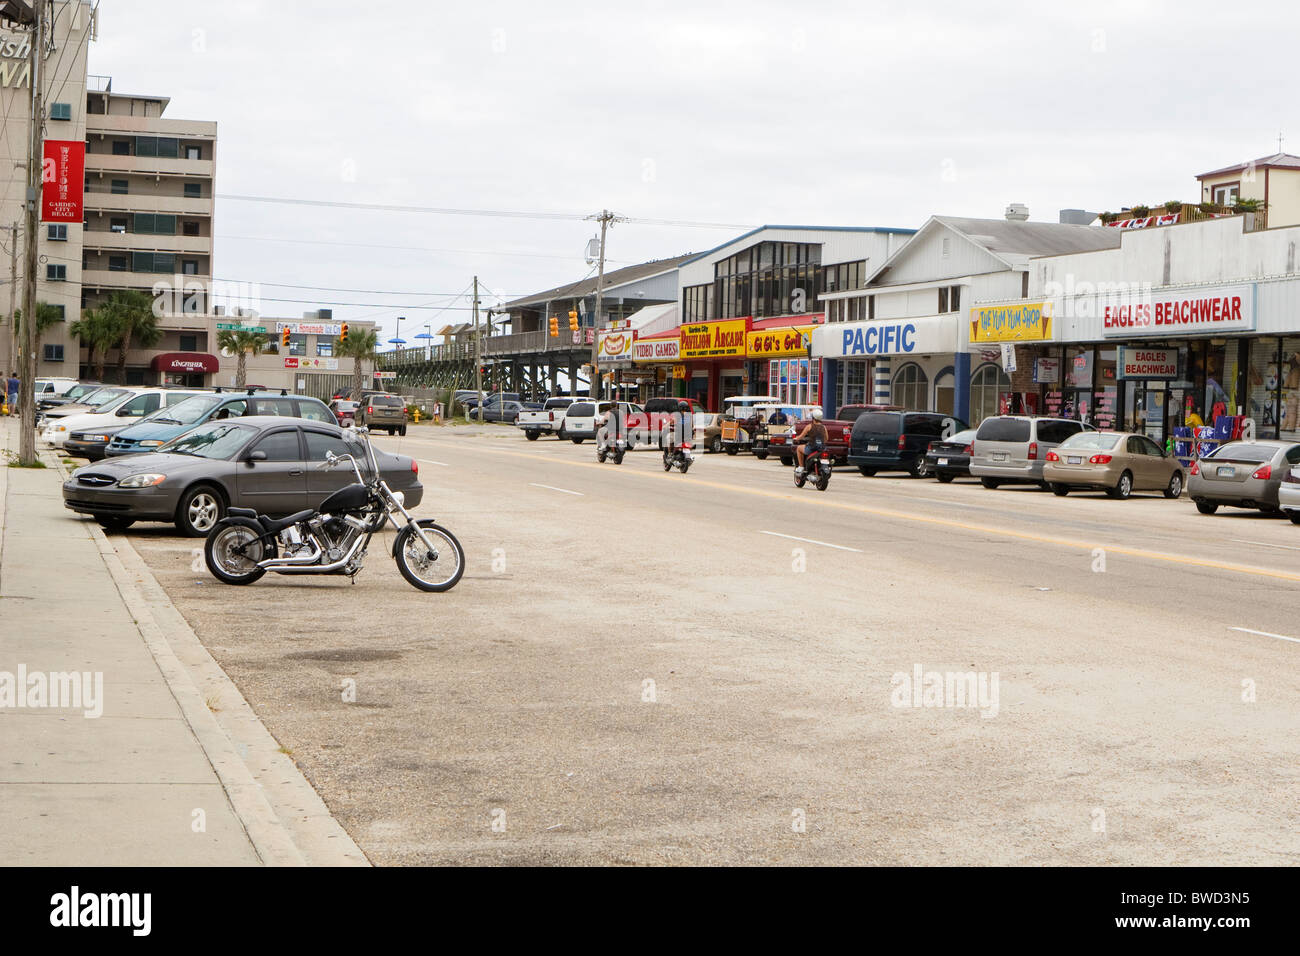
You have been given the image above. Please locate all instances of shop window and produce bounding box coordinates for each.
[970,363,1011,426]
[1280,339,1300,440]
[934,369,955,416]
[289,333,308,357]
[840,361,867,406]
[892,362,928,410]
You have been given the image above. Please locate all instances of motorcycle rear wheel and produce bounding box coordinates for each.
[394,520,465,592]
[815,470,831,491]
[205,523,273,585]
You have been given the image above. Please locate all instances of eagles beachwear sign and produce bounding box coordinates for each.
[679,319,749,359]
[1097,285,1255,338]
[969,301,1053,343]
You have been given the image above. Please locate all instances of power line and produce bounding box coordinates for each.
[214,232,629,265]
[211,277,522,297]
[216,193,752,230]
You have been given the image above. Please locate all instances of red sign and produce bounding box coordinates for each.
[150,352,220,374]
[41,140,85,223]
[283,357,300,369]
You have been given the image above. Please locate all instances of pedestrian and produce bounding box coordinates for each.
[6,371,18,416]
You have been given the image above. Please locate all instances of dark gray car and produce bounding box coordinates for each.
[63,417,423,536]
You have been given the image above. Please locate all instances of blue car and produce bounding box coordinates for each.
[105,390,335,457]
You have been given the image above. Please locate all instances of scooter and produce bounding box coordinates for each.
[662,441,694,473]
[596,436,628,464]
[793,443,833,491]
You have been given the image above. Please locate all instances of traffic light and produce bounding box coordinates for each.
[281,327,291,348]
[568,310,579,332]
[549,315,559,337]
[339,323,349,344]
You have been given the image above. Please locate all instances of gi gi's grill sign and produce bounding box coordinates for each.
[1117,347,1177,379]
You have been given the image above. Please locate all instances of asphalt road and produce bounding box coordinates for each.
[120,422,1300,865]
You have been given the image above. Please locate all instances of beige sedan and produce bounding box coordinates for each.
[1043,431,1185,500]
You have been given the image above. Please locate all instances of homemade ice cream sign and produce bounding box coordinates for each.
[969,302,1053,343]
[1117,348,1177,379]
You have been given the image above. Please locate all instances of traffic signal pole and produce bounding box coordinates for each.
[590,210,611,401]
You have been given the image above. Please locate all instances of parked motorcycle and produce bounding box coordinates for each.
[203,427,464,592]
[662,441,694,473]
[793,444,833,491]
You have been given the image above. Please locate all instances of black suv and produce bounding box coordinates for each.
[849,410,967,477]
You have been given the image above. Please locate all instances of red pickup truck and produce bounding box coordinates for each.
[770,404,903,466]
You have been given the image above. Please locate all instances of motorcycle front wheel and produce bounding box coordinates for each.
[394,519,465,592]
[204,522,274,585]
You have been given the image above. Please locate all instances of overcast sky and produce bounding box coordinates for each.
[88,0,1298,344]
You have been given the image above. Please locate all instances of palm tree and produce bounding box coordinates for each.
[103,290,161,383]
[216,328,270,387]
[336,327,378,399]
[70,306,120,380]
[14,301,65,362]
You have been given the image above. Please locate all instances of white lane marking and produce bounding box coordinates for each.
[529,482,584,497]
[1230,538,1300,553]
[417,458,449,467]
[1230,626,1300,644]
[758,530,862,552]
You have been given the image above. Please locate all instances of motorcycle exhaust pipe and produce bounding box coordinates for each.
[256,539,323,569]
[268,534,366,574]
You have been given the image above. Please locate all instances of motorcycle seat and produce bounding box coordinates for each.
[258,509,315,534]
[226,507,257,519]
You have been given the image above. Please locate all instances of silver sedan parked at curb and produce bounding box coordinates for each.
[1187,439,1300,516]
[62,416,423,536]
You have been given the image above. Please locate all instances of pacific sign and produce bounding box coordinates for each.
[840,322,917,355]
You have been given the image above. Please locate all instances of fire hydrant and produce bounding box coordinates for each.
[412,408,421,424]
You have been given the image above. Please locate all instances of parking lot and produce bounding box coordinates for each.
[108,422,1300,865]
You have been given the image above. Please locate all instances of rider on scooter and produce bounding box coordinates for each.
[793,408,827,474]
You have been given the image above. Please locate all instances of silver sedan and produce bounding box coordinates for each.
[1187,439,1300,515]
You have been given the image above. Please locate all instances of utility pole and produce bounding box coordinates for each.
[588,209,621,401]
[472,275,482,421]
[18,0,44,465]
[7,222,16,378]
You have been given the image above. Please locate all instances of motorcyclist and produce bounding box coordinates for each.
[603,401,623,448]
[793,408,828,473]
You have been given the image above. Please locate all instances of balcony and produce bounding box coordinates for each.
[83,230,211,255]
[81,268,212,291]
[83,191,212,216]
[86,115,217,139]
[84,153,215,179]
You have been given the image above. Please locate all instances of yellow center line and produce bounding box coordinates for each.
[391,435,1300,583]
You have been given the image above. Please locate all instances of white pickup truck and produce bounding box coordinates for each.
[516,396,581,440]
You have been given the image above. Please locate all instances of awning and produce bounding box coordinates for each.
[151,352,220,374]
[623,302,679,337]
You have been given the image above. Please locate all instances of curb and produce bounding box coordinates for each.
[48,447,369,867]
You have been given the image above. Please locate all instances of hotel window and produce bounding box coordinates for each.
[184,183,202,198]
[182,260,199,275]
[108,255,127,271]
[110,217,127,233]
[131,252,175,273]
[43,344,64,361]
[110,179,128,194]
[134,213,177,235]
[111,139,130,155]
[46,264,66,281]
[186,145,201,160]
[182,220,200,236]
[49,102,71,121]
[179,334,198,352]
[47,224,67,241]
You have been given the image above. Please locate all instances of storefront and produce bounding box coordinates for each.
[679,318,750,409]
[630,330,682,400]
[151,352,220,387]
[967,300,1058,424]
[745,318,818,404]
[813,315,962,417]
[1030,282,1287,445]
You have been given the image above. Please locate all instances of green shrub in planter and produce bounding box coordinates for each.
[1131,205,1150,217]
[1164,200,1182,213]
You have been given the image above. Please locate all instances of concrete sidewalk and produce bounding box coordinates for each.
[0,419,364,865]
